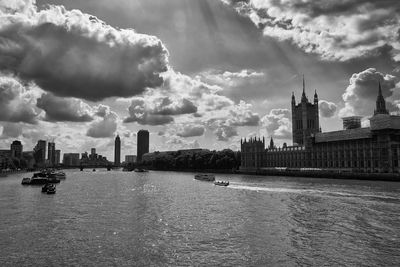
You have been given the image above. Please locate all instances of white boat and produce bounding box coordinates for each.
[214,180,229,186]
[21,177,31,185]
[194,174,215,181]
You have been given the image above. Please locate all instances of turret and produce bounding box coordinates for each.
[269,136,274,150]
[314,89,318,104]
[291,92,296,106]
[374,80,389,115]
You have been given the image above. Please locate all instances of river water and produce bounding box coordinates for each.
[1,170,400,266]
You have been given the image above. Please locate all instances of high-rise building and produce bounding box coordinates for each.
[55,150,61,165]
[48,142,55,166]
[63,153,80,166]
[10,140,23,158]
[137,130,149,162]
[114,135,121,166]
[34,140,46,167]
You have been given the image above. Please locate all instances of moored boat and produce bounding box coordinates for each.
[46,184,56,194]
[134,168,148,172]
[21,177,31,185]
[54,171,66,179]
[30,177,50,185]
[42,183,51,192]
[194,174,215,181]
[214,180,229,186]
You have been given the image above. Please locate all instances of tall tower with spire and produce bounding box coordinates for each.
[291,76,320,146]
[114,134,121,166]
[374,81,389,115]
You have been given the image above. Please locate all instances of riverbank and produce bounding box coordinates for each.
[238,168,400,182]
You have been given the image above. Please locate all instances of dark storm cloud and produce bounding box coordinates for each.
[0,75,38,124]
[0,2,169,101]
[36,93,93,122]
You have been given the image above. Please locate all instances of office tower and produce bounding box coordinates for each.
[48,142,55,166]
[10,140,23,158]
[114,135,121,166]
[33,140,46,167]
[137,130,149,162]
[55,150,61,165]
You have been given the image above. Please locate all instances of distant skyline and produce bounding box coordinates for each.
[0,0,399,159]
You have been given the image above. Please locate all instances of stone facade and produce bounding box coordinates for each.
[241,82,400,173]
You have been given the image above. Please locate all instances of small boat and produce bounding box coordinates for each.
[54,171,66,179]
[194,174,215,181]
[46,184,56,194]
[42,183,51,192]
[21,177,31,185]
[92,169,96,172]
[214,180,229,186]
[134,168,148,172]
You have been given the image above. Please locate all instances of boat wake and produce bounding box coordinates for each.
[228,183,400,202]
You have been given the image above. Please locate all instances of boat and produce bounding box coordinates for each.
[214,180,229,186]
[21,177,31,185]
[30,177,50,185]
[92,169,96,172]
[46,184,56,194]
[54,171,66,179]
[194,174,215,181]
[41,183,51,192]
[134,168,148,172]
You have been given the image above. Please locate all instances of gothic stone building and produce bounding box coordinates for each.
[241,81,400,173]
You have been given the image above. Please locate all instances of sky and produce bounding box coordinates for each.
[0,0,400,160]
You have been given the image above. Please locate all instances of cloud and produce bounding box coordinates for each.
[150,98,197,116]
[176,125,205,138]
[87,112,118,138]
[123,98,174,125]
[1,122,23,139]
[0,75,38,124]
[0,1,169,101]
[227,101,260,126]
[221,0,400,62]
[319,100,337,118]
[166,137,200,150]
[339,68,398,117]
[197,69,268,102]
[36,93,93,122]
[95,104,111,118]
[214,124,238,141]
[261,109,291,139]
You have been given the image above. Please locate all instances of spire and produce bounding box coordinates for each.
[374,80,389,115]
[269,136,274,149]
[314,89,318,103]
[301,75,308,103]
[291,91,296,105]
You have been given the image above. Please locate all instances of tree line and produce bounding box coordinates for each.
[133,149,241,171]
